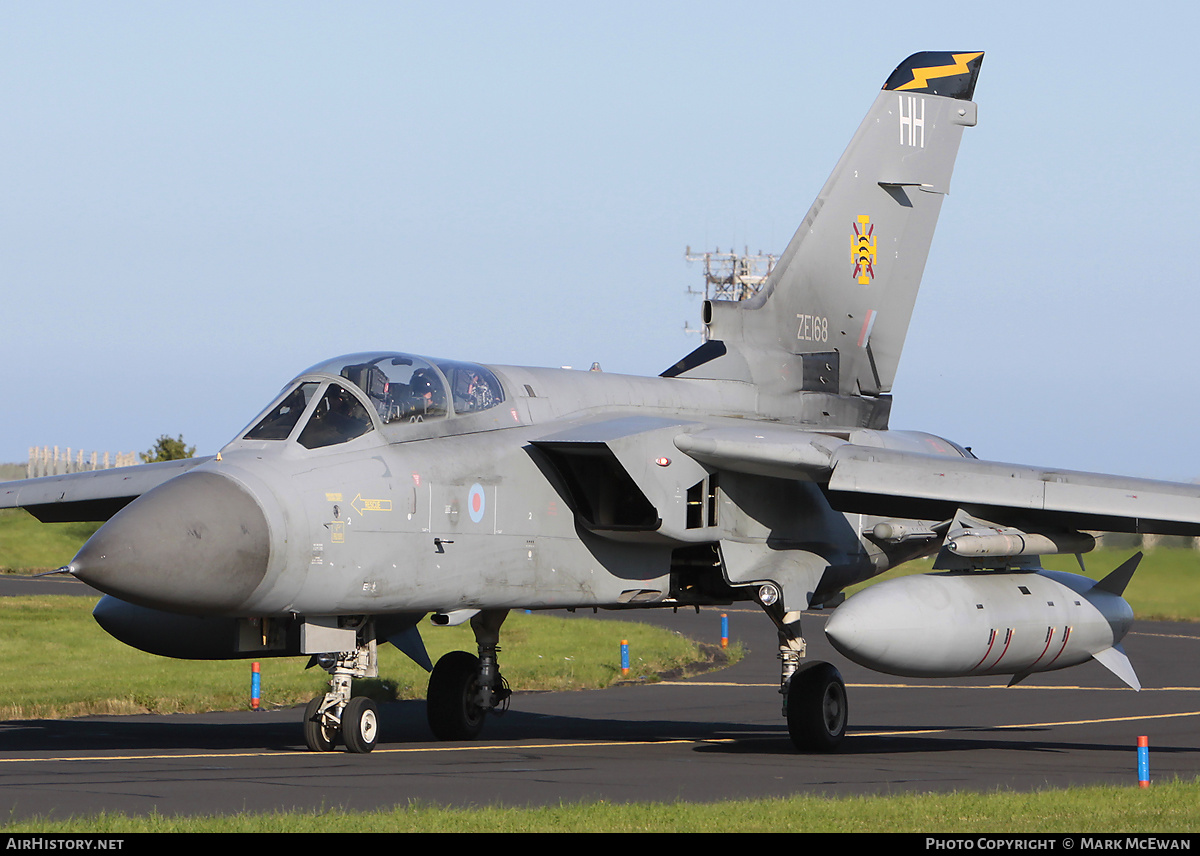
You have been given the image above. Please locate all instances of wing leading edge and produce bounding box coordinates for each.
[671,429,1200,537]
[0,457,213,522]
[825,447,1200,536]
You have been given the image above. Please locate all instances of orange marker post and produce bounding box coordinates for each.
[250,662,261,711]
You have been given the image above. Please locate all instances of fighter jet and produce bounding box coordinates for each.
[4,51,1196,754]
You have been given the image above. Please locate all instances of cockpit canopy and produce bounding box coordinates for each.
[241,352,506,449]
[309,353,505,422]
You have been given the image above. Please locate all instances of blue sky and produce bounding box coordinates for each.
[3,2,1198,481]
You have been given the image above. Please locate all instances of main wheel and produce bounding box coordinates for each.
[786,661,847,752]
[341,696,380,754]
[427,651,486,741]
[303,696,338,752]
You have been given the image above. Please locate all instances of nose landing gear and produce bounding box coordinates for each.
[303,619,381,754]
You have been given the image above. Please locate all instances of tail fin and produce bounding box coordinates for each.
[681,52,983,406]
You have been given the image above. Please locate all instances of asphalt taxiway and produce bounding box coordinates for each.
[1,576,1197,820]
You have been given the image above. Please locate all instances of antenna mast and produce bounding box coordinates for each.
[684,246,777,336]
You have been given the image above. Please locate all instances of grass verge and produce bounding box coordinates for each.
[4,780,1197,832]
[0,508,101,573]
[0,596,738,719]
[847,547,1200,622]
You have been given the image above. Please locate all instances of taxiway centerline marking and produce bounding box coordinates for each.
[657,681,1200,691]
[851,708,1200,737]
[4,709,1198,765]
[1130,630,1200,641]
[0,739,726,764]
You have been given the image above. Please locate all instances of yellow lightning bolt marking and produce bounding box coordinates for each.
[895,51,983,91]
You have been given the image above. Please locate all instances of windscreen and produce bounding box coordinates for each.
[297,382,375,449]
[243,382,319,440]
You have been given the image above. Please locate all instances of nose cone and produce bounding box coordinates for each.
[71,471,270,614]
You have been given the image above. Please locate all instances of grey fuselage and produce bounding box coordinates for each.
[72,353,955,622]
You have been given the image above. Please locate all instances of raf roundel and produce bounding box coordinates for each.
[468,483,485,523]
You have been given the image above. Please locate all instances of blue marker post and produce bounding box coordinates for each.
[620,640,630,676]
[720,613,729,649]
[250,662,261,711]
[1138,736,1150,788]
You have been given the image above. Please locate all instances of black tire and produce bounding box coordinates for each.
[786,661,847,752]
[303,696,337,752]
[427,651,485,741]
[341,696,380,754]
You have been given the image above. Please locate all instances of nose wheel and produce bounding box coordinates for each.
[341,696,380,753]
[303,696,338,752]
[304,693,380,753]
[303,622,381,753]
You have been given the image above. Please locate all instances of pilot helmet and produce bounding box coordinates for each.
[410,369,437,396]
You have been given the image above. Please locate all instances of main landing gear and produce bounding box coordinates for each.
[761,595,847,752]
[786,661,847,751]
[303,619,381,754]
[426,610,512,741]
[300,603,844,752]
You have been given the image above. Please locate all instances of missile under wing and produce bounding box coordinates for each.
[3,51,1196,755]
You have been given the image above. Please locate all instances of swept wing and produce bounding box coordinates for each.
[0,457,213,522]
[673,428,1200,536]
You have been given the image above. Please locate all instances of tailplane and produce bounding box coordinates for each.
[670,52,983,414]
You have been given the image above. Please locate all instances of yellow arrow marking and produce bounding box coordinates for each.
[351,494,392,516]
